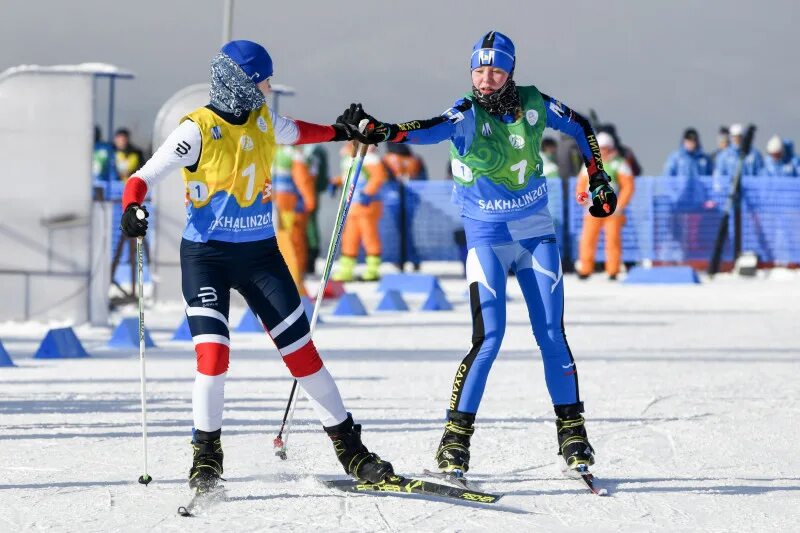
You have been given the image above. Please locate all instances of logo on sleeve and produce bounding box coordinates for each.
[525,109,539,126]
[175,141,191,156]
[443,107,465,124]
[397,121,421,131]
[256,116,268,132]
[481,123,492,137]
[211,126,222,140]
[549,100,565,118]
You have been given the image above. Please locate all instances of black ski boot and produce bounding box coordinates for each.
[189,429,224,493]
[435,410,475,474]
[324,414,394,483]
[555,402,595,470]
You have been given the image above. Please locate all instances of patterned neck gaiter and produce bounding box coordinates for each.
[471,77,521,117]
[209,52,266,116]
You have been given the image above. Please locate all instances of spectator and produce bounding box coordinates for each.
[92,126,118,182]
[304,144,329,274]
[711,126,729,164]
[575,132,635,280]
[713,123,763,176]
[382,142,427,181]
[274,145,317,296]
[785,139,800,168]
[382,143,426,271]
[761,135,799,176]
[662,128,712,177]
[331,143,388,282]
[539,137,559,177]
[597,123,642,176]
[555,132,583,180]
[114,128,145,181]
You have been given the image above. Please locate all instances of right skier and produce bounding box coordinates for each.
[337,31,616,478]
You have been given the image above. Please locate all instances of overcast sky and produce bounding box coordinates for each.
[2,0,798,175]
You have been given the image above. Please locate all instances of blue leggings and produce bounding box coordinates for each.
[449,235,579,414]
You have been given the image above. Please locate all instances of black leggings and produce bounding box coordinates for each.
[181,237,314,375]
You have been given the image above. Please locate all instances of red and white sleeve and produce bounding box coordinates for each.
[122,121,201,208]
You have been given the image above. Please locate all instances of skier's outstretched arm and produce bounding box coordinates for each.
[541,94,605,178]
[270,109,351,146]
[123,111,351,213]
[335,101,473,152]
[541,94,618,218]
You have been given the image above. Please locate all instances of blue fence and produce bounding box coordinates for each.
[98,176,799,276]
[377,176,800,267]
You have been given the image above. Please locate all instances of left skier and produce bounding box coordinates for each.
[119,40,394,494]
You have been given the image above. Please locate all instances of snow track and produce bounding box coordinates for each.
[1,271,798,531]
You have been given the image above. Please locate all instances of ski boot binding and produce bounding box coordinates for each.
[325,413,394,483]
[189,429,224,494]
[555,402,595,471]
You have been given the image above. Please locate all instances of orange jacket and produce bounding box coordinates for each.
[576,153,634,212]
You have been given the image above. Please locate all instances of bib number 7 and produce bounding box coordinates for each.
[510,160,527,185]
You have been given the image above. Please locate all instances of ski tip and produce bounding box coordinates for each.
[596,487,609,496]
[177,506,193,517]
[275,449,288,460]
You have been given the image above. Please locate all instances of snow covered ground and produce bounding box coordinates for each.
[1,268,799,532]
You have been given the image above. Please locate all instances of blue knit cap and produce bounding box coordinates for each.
[220,40,273,83]
[470,31,515,73]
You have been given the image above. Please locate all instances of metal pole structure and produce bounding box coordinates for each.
[107,77,116,143]
[734,182,743,258]
[222,0,234,45]
[398,181,407,271]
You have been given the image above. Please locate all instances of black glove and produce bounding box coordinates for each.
[336,103,391,145]
[120,204,149,237]
[330,123,352,142]
[587,172,617,218]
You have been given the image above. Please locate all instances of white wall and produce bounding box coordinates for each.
[0,67,110,323]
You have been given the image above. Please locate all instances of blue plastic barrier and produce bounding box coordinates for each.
[108,317,156,348]
[172,316,192,341]
[378,273,441,294]
[236,309,264,333]
[301,296,323,324]
[623,266,700,284]
[420,288,453,311]
[332,293,368,316]
[375,290,409,312]
[34,328,90,359]
[0,340,15,367]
